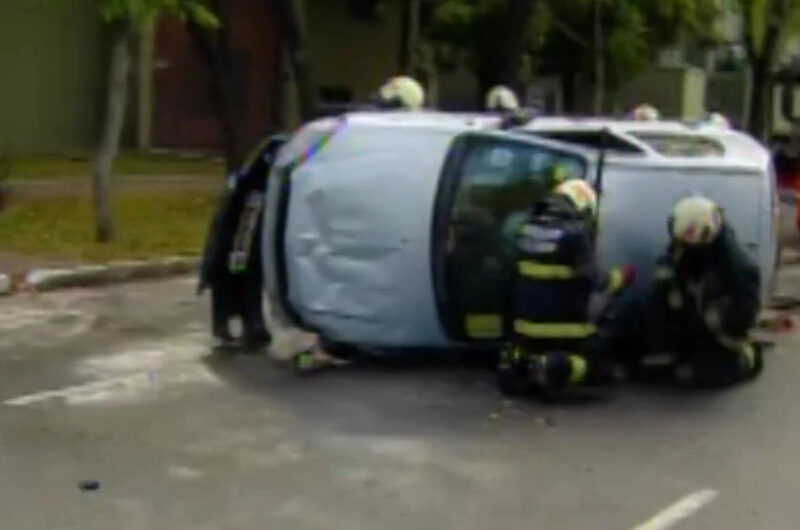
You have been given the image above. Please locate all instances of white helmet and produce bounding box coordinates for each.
[706,112,730,129]
[555,179,598,217]
[631,104,660,121]
[485,85,520,111]
[671,196,723,245]
[378,76,425,110]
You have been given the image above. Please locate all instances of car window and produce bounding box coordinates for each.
[454,140,586,223]
[445,137,587,340]
[630,133,725,157]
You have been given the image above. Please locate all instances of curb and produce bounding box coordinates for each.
[1,256,199,296]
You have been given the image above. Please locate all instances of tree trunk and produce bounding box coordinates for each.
[93,22,131,243]
[189,1,247,173]
[740,0,784,141]
[273,0,317,121]
[475,0,535,107]
[591,0,605,114]
[747,62,770,141]
[400,0,421,73]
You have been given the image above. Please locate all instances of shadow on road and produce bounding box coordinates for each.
[200,344,743,438]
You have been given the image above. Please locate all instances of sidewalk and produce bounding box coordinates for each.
[0,251,77,277]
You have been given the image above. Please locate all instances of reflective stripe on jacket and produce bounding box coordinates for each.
[512,196,600,347]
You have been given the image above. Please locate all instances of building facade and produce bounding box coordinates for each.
[0,0,407,154]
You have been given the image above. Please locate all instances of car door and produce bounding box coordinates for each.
[431,132,592,343]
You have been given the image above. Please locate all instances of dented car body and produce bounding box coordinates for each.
[237,112,778,353]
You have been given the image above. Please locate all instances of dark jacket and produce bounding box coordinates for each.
[512,195,619,346]
[654,223,761,339]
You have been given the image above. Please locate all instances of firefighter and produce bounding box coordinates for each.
[497,179,636,398]
[501,164,571,247]
[649,195,763,387]
[706,112,731,129]
[484,85,541,128]
[630,104,660,121]
[374,76,425,110]
[485,85,520,112]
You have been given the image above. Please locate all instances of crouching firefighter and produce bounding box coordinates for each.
[497,179,636,398]
[649,195,763,387]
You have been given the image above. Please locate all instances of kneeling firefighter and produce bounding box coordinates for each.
[649,196,763,387]
[498,179,636,397]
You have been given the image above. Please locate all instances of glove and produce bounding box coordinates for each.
[620,264,637,288]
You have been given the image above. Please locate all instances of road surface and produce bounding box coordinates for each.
[0,275,798,529]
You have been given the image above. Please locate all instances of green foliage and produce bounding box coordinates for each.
[427,0,504,45]
[98,0,219,28]
[423,0,544,89]
[426,0,719,89]
[540,0,719,87]
[739,0,800,60]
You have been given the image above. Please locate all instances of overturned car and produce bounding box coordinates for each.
[204,112,779,354]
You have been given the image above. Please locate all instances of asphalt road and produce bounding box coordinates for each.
[1,275,799,529]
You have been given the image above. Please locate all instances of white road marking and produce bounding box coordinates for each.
[5,374,149,406]
[0,307,57,331]
[4,331,220,407]
[0,305,95,348]
[631,489,719,530]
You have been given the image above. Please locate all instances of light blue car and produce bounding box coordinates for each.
[261,112,778,354]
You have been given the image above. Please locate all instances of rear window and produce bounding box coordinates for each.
[630,133,725,157]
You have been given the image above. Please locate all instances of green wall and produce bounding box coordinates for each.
[0,0,404,152]
[0,0,109,152]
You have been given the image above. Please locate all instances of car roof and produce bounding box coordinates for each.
[341,110,502,131]
[294,112,770,173]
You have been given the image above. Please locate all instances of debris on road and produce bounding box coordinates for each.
[292,347,350,375]
[759,312,799,333]
[78,480,100,492]
[535,416,558,427]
